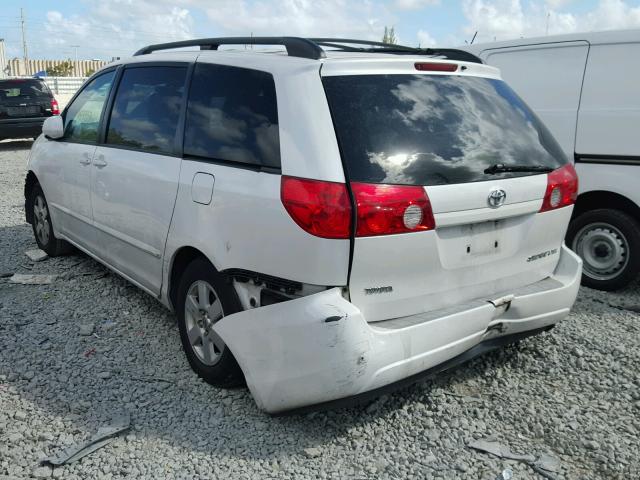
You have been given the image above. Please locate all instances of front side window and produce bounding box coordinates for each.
[64,72,114,143]
[106,66,187,154]
[184,63,280,169]
[323,74,567,186]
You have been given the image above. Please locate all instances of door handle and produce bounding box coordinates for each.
[79,153,91,166]
[93,155,107,168]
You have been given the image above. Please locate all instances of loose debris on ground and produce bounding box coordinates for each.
[1,140,639,478]
[468,438,561,479]
[43,412,131,466]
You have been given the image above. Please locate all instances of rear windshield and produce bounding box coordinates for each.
[0,79,51,99]
[322,74,567,186]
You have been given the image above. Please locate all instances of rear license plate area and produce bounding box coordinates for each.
[465,220,503,256]
[7,106,40,116]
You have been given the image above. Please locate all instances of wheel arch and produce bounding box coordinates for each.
[572,190,640,222]
[168,246,214,310]
[24,170,39,225]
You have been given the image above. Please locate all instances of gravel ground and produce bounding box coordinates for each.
[1,139,639,479]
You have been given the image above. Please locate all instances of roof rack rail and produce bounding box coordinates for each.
[133,36,482,64]
[133,36,326,60]
[309,38,483,64]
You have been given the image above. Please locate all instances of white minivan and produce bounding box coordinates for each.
[25,37,581,413]
[466,29,640,291]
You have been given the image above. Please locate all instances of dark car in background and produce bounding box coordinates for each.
[0,78,59,141]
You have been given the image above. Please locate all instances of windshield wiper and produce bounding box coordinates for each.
[484,163,554,175]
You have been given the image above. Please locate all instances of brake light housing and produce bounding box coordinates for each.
[539,163,578,212]
[281,177,436,239]
[415,62,458,72]
[281,176,351,239]
[352,182,435,237]
[51,99,60,115]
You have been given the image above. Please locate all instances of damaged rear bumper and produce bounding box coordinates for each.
[215,245,582,414]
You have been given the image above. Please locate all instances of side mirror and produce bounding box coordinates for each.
[43,115,65,140]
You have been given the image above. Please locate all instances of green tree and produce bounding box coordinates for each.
[85,68,96,77]
[382,26,397,45]
[47,60,74,77]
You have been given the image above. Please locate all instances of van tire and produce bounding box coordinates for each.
[567,209,640,291]
[176,257,245,388]
[29,184,74,257]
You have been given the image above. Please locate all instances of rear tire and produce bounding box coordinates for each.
[176,257,245,387]
[567,209,640,291]
[29,184,73,257]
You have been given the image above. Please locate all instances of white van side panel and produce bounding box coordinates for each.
[481,41,589,160]
[576,42,640,157]
[576,163,640,204]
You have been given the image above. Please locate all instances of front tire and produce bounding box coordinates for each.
[567,208,640,291]
[29,184,73,257]
[176,257,244,387]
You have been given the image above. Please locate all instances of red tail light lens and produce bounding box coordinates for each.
[415,62,458,72]
[281,176,351,239]
[352,182,435,237]
[51,99,60,115]
[540,163,579,212]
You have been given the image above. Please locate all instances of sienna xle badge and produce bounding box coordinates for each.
[25,37,582,413]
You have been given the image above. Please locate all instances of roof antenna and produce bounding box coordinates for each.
[470,31,478,45]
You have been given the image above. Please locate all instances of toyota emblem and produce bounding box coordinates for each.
[487,188,507,208]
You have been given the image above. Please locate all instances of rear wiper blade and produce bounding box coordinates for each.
[484,163,554,175]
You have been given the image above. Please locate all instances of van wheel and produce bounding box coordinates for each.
[29,184,73,257]
[567,209,640,291]
[176,257,244,387]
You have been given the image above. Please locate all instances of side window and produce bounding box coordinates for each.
[64,71,115,143]
[184,63,280,169]
[106,66,187,154]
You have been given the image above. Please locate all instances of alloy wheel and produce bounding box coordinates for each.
[184,280,226,366]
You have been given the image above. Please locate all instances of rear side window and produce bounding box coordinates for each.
[323,74,567,186]
[0,79,51,99]
[184,63,280,169]
[107,66,187,154]
[64,71,115,143]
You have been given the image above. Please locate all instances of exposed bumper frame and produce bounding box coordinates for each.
[215,245,582,414]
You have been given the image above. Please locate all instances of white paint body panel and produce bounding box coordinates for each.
[91,147,181,295]
[29,137,98,250]
[216,245,581,413]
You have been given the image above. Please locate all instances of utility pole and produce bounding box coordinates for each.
[21,8,29,75]
[71,45,80,76]
[546,12,551,36]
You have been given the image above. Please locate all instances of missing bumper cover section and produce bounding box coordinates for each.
[223,268,303,294]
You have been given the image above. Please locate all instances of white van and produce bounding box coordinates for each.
[27,37,582,413]
[466,29,640,291]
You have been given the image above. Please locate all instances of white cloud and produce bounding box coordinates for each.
[462,0,640,44]
[417,29,437,47]
[394,0,440,10]
[41,0,194,59]
[198,0,393,40]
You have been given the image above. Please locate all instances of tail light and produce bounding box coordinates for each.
[352,182,435,236]
[51,99,60,115]
[539,163,578,212]
[281,176,351,239]
[281,177,436,239]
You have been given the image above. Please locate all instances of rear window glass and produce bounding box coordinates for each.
[322,74,567,186]
[184,63,280,169]
[0,80,51,99]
